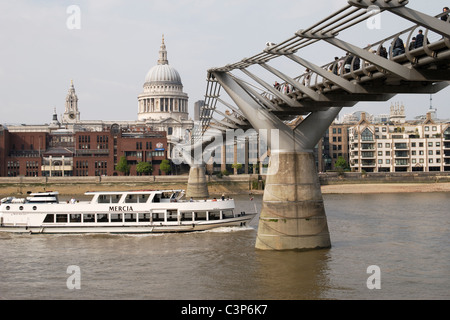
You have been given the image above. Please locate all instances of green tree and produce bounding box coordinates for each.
[335,156,349,170]
[231,163,242,170]
[115,156,130,175]
[136,161,152,175]
[231,163,243,174]
[160,159,171,175]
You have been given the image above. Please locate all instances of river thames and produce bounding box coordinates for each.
[0,192,448,300]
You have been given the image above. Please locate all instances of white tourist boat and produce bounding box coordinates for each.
[0,190,256,234]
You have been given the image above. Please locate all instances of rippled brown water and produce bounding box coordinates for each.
[1,192,448,300]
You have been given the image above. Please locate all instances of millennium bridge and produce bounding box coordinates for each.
[178,0,450,250]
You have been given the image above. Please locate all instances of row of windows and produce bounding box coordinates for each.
[95,161,108,169]
[374,142,442,148]
[371,126,441,132]
[25,171,39,177]
[25,161,39,168]
[75,170,89,176]
[355,158,445,165]
[42,210,231,224]
[10,144,34,150]
[135,142,156,150]
[354,150,443,156]
[95,169,108,176]
[7,161,20,168]
[125,151,165,157]
[79,135,91,143]
[76,161,89,169]
[75,161,109,169]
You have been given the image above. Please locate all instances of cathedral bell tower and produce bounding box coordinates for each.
[63,80,80,123]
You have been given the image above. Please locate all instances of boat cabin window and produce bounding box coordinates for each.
[167,210,178,221]
[138,213,150,222]
[209,212,220,220]
[70,214,81,223]
[56,214,67,223]
[162,192,173,199]
[125,195,138,203]
[43,214,54,223]
[97,214,108,222]
[98,194,122,204]
[180,212,193,221]
[222,210,234,218]
[195,211,207,221]
[83,214,95,223]
[124,213,137,222]
[152,212,164,222]
[152,194,161,203]
[110,213,122,223]
[152,192,174,203]
[124,194,150,204]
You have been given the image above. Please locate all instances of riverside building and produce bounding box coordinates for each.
[348,111,450,172]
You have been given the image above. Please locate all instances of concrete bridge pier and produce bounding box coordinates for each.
[172,133,221,200]
[186,164,209,199]
[213,71,341,251]
[255,150,330,250]
[255,106,341,251]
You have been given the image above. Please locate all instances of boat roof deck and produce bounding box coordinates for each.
[84,190,184,195]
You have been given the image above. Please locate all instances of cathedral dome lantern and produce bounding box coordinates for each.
[138,35,189,125]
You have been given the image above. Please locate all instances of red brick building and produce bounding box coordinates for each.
[0,124,168,177]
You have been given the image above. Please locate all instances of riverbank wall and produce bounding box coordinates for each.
[1,172,450,197]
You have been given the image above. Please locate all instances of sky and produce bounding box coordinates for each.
[1,0,450,126]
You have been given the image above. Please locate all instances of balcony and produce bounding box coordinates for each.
[361,152,375,158]
[394,143,408,150]
[361,160,376,167]
[361,144,375,150]
[395,160,409,166]
[394,151,409,158]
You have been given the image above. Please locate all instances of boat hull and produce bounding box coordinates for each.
[0,214,257,234]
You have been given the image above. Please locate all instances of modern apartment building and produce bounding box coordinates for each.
[348,112,450,172]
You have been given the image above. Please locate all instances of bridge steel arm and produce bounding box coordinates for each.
[348,0,450,38]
